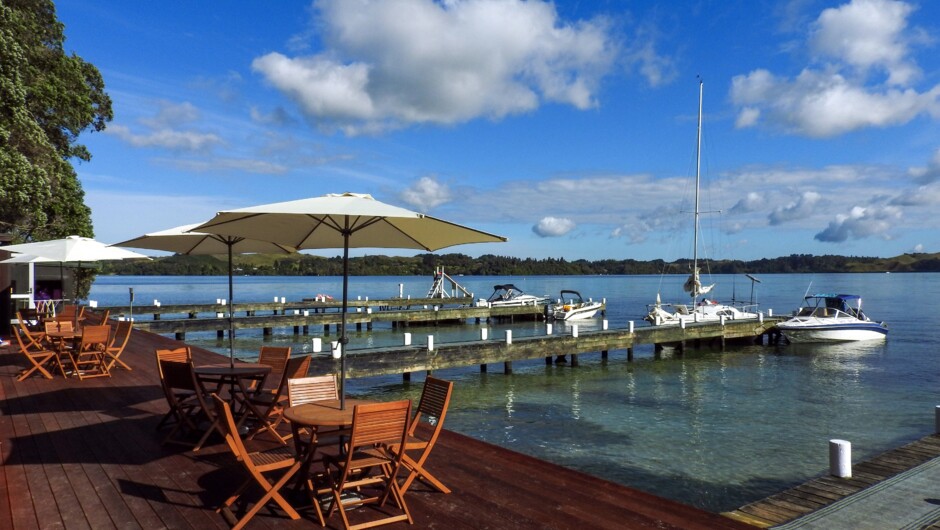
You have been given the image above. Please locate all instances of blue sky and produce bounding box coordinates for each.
[57,0,940,261]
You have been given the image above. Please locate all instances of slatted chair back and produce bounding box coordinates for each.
[253,346,291,393]
[324,399,413,530]
[241,354,312,443]
[156,347,214,448]
[396,376,455,494]
[13,327,56,381]
[287,374,339,406]
[105,320,133,371]
[71,324,111,379]
[211,394,302,529]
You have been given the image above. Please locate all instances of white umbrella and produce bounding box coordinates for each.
[113,223,297,365]
[3,235,149,262]
[0,254,57,264]
[192,192,507,408]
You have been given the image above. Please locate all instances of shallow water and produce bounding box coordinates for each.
[90,273,940,512]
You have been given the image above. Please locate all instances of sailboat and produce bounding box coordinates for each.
[645,81,760,327]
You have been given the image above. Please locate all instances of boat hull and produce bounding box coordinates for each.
[778,322,888,343]
[554,306,599,321]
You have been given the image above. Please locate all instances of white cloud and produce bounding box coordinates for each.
[399,176,453,211]
[730,192,765,214]
[768,191,822,225]
[107,124,223,152]
[913,243,924,253]
[253,0,616,134]
[730,0,940,137]
[533,217,576,237]
[140,101,200,128]
[624,25,677,88]
[810,0,918,85]
[153,157,289,175]
[814,204,901,242]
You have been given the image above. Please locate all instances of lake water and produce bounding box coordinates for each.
[90,272,940,512]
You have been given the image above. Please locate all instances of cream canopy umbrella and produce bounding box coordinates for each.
[2,236,150,325]
[192,192,507,408]
[114,223,297,366]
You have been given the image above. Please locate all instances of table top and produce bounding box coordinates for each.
[284,398,372,427]
[46,330,81,339]
[194,362,271,377]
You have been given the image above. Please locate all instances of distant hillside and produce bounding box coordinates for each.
[99,252,940,276]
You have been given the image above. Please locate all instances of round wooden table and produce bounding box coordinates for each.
[195,362,271,400]
[283,398,371,429]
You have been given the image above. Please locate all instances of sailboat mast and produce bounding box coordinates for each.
[691,79,703,306]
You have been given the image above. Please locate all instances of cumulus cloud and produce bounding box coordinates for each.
[730,0,940,137]
[913,243,924,253]
[252,0,616,134]
[908,147,940,184]
[533,217,576,237]
[814,204,901,242]
[399,176,453,211]
[769,191,822,225]
[730,192,765,214]
[623,25,677,88]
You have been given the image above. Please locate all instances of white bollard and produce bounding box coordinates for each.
[312,338,322,353]
[89,300,98,308]
[629,321,635,333]
[357,296,361,300]
[480,328,488,340]
[356,307,362,313]
[280,297,286,304]
[153,299,159,306]
[273,296,278,302]
[572,325,579,338]
[216,312,224,318]
[331,341,341,359]
[720,315,726,326]
[399,283,404,298]
[303,310,309,316]
[546,323,553,335]
[365,296,369,301]
[505,330,512,344]
[759,312,764,323]
[293,309,300,315]
[829,439,852,478]
[367,307,372,314]
[768,308,773,317]
[427,335,434,351]
[219,298,224,304]
[403,333,412,346]
[434,306,439,311]
[602,319,608,330]
[680,318,686,329]
[221,299,226,306]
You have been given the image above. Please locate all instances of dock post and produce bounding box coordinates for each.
[829,439,852,478]
[570,353,579,367]
[176,332,185,341]
[935,405,940,434]
[217,329,224,339]
[356,322,362,331]
[545,356,552,365]
[627,347,634,361]
[323,324,330,335]
[263,327,272,336]
[403,333,412,346]
[480,363,487,372]
[402,372,411,382]
[302,325,309,335]
[601,350,608,360]
[367,322,372,330]
[293,325,300,334]
[504,361,512,374]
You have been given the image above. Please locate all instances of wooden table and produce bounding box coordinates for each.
[195,362,271,401]
[283,398,373,508]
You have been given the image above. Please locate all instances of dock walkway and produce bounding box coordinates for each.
[1,321,752,529]
[725,435,940,529]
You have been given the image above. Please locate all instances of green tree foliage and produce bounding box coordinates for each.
[0,0,112,243]
[100,251,940,276]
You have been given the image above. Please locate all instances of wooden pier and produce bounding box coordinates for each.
[295,317,784,380]
[1,318,755,530]
[723,434,940,528]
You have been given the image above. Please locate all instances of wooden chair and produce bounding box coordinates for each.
[104,319,133,371]
[155,347,214,450]
[212,394,302,530]
[238,354,311,444]
[245,345,292,397]
[287,373,349,440]
[392,376,454,495]
[12,328,56,381]
[322,399,413,530]
[71,324,111,380]
[16,311,46,345]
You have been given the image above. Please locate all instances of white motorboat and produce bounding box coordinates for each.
[644,80,760,327]
[551,290,602,321]
[476,284,547,307]
[777,294,888,343]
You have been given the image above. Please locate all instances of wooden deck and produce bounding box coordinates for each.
[0,320,754,529]
[724,434,940,528]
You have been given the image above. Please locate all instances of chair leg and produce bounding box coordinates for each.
[231,462,302,530]
[400,452,451,494]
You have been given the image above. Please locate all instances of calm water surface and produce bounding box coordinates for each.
[90,273,940,512]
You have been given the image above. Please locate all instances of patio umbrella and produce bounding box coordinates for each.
[113,223,297,366]
[192,192,507,408]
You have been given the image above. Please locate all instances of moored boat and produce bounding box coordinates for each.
[551,290,602,321]
[476,284,547,307]
[777,293,888,343]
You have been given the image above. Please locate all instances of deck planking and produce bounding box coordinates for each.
[1,317,754,530]
[724,434,940,528]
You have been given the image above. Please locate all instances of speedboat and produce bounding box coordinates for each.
[551,290,602,321]
[476,284,547,307]
[777,294,888,343]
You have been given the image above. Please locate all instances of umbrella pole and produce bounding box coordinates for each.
[340,230,349,410]
[228,241,235,368]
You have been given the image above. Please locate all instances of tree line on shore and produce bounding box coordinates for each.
[100,251,940,276]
